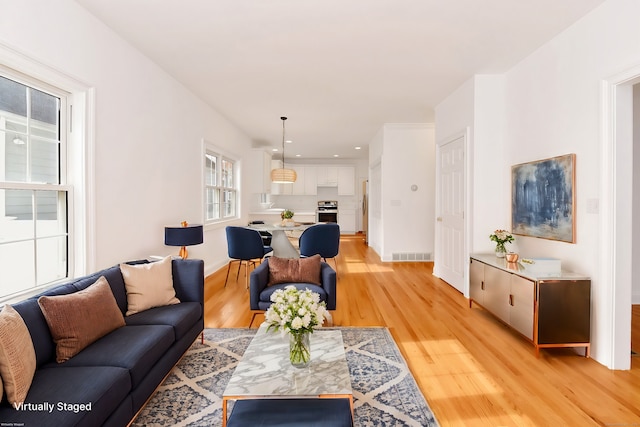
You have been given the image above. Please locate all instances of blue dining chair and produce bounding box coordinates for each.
[225,226,273,288]
[298,223,340,273]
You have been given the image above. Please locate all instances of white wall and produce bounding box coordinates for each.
[369,124,435,261]
[368,129,384,256]
[0,0,254,275]
[436,0,640,368]
[473,75,507,251]
[634,84,640,304]
[434,75,505,286]
[503,0,640,368]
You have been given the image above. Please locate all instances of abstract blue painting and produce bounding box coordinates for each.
[511,154,575,243]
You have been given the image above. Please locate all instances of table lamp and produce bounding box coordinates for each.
[164,221,204,259]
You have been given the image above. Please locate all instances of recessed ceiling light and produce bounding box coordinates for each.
[295,154,301,157]
[272,148,278,152]
[333,154,339,157]
[355,146,361,150]
[286,140,293,144]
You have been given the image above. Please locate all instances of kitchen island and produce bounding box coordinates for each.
[248,210,316,224]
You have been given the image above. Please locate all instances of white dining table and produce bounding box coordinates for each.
[248,223,312,258]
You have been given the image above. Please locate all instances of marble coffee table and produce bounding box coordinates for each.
[222,323,353,426]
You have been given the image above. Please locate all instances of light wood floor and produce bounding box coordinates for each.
[204,235,640,426]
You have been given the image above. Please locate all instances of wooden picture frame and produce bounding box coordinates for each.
[511,153,576,243]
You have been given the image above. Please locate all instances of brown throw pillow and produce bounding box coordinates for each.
[120,256,179,316]
[268,255,322,286]
[0,304,36,404]
[38,276,126,363]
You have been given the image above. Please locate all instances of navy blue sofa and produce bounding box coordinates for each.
[0,258,204,427]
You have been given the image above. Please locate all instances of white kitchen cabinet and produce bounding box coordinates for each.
[337,166,355,196]
[338,209,356,234]
[273,164,352,195]
[246,149,272,194]
[304,166,317,195]
[316,166,338,187]
[291,166,305,195]
[270,160,283,195]
[272,164,318,196]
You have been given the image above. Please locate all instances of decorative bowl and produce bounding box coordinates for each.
[505,252,519,263]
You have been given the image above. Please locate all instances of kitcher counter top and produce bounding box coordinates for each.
[248,210,316,216]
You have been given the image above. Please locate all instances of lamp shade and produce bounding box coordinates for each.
[164,224,204,247]
[270,168,297,184]
[270,116,297,184]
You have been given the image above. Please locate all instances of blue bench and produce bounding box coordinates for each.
[226,398,353,427]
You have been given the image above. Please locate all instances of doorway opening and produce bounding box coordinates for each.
[602,68,640,369]
[632,83,640,358]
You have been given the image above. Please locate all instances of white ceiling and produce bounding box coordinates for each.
[75,0,604,160]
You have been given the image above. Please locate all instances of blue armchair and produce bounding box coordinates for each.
[250,258,337,311]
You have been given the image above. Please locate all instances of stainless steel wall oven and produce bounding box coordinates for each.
[316,200,338,223]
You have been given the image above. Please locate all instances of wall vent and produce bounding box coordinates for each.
[391,252,433,261]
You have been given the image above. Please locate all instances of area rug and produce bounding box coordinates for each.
[132,328,439,427]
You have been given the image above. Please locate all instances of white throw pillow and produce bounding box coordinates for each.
[120,256,180,316]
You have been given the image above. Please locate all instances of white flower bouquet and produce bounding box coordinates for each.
[489,229,515,256]
[264,285,330,367]
[265,285,329,334]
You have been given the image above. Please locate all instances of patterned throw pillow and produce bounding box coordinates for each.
[120,256,180,316]
[0,304,36,404]
[38,276,126,363]
[267,254,322,286]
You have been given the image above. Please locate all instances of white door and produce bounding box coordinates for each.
[437,136,466,293]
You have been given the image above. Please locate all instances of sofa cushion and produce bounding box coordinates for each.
[0,365,131,427]
[51,325,174,389]
[0,304,37,405]
[38,276,126,363]
[125,302,202,341]
[268,255,322,286]
[120,256,180,316]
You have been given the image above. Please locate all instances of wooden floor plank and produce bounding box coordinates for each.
[204,235,640,426]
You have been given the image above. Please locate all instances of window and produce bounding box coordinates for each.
[0,73,70,300]
[204,146,238,223]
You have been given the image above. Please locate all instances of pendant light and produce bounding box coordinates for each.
[270,116,297,183]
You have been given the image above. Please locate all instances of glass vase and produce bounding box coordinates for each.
[289,332,311,368]
[495,244,506,258]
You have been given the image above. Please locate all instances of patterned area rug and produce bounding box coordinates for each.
[132,328,439,426]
